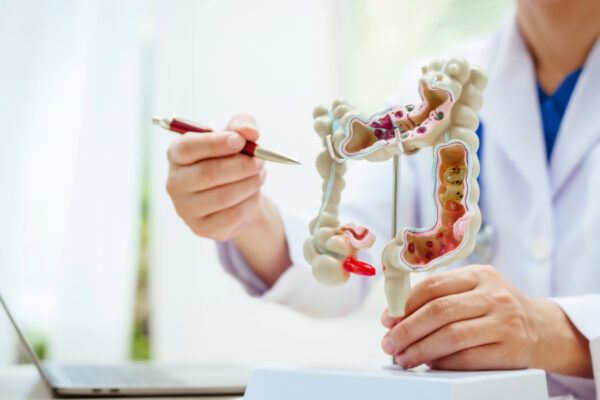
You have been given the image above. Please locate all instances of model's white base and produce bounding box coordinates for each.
[244,363,548,400]
[592,337,600,397]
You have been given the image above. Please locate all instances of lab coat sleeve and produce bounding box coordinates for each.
[213,200,376,317]
[549,295,600,399]
[215,239,269,297]
[215,157,420,318]
[551,295,600,341]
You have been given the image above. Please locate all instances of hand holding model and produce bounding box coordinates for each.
[166,113,291,286]
[380,264,592,377]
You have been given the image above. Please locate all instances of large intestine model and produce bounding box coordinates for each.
[303,57,488,317]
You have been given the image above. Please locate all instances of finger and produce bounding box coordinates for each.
[226,112,259,142]
[184,169,266,217]
[388,290,490,354]
[168,131,247,165]
[168,154,264,193]
[429,343,522,371]
[404,268,479,317]
[395,316,499,369]
[193,192,261,241]
[381,309,403,329]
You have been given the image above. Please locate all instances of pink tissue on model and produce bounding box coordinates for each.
[453,212,472,241]
[339,223,375,249]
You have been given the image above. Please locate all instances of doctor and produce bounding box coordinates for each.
[165,0,600,398]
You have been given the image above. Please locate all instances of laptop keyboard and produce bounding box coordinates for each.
[59,365,182,386]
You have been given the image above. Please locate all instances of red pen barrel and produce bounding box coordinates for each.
[169,118,212,134]
[242,141,257,157]
[156,116,298,164]
[170,118,259,156]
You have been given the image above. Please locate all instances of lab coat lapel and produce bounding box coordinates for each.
[483,15,550,196]
[550,36,600,196]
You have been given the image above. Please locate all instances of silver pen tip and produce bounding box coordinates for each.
[254,146,301,165]
[152,116,172,130]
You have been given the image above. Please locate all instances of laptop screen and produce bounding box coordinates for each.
[0,293,53,387]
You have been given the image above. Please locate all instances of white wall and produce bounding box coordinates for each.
[0,0,144,363]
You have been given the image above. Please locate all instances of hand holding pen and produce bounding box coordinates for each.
[160,113,289,244]
[154,115,300,165]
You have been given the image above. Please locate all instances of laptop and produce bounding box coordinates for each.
[0,293,251,397]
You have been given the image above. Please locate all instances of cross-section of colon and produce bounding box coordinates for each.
[399,141,474,270]
[333,78,454,162]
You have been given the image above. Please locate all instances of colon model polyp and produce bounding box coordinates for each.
[401,142,472,268]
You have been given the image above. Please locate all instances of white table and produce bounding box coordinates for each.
[0,365,240,399]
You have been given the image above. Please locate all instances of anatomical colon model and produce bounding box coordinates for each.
[304,57,487,317]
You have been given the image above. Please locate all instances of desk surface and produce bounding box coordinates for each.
[0,365,240,400]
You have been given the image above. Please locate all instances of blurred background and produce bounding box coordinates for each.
[0,0,511,367]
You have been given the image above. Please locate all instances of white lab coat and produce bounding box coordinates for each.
[247,10,600,399]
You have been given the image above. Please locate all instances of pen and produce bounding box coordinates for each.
[152,116,301,165]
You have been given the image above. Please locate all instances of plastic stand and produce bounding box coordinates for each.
[243,363,549,400]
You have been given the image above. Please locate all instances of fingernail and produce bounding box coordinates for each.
[240,121,257,130]
[382,335,396,355]
[227,133,245,149]
[396,352,408,368]
[425,361,433,369]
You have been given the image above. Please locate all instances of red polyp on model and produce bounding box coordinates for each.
[343,257,376,276]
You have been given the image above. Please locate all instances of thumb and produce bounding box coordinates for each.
[226,112,259,141]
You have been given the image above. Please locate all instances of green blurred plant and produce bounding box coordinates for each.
[131,49,153,359]
[17,328,47,363]
[131,143,152,360]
